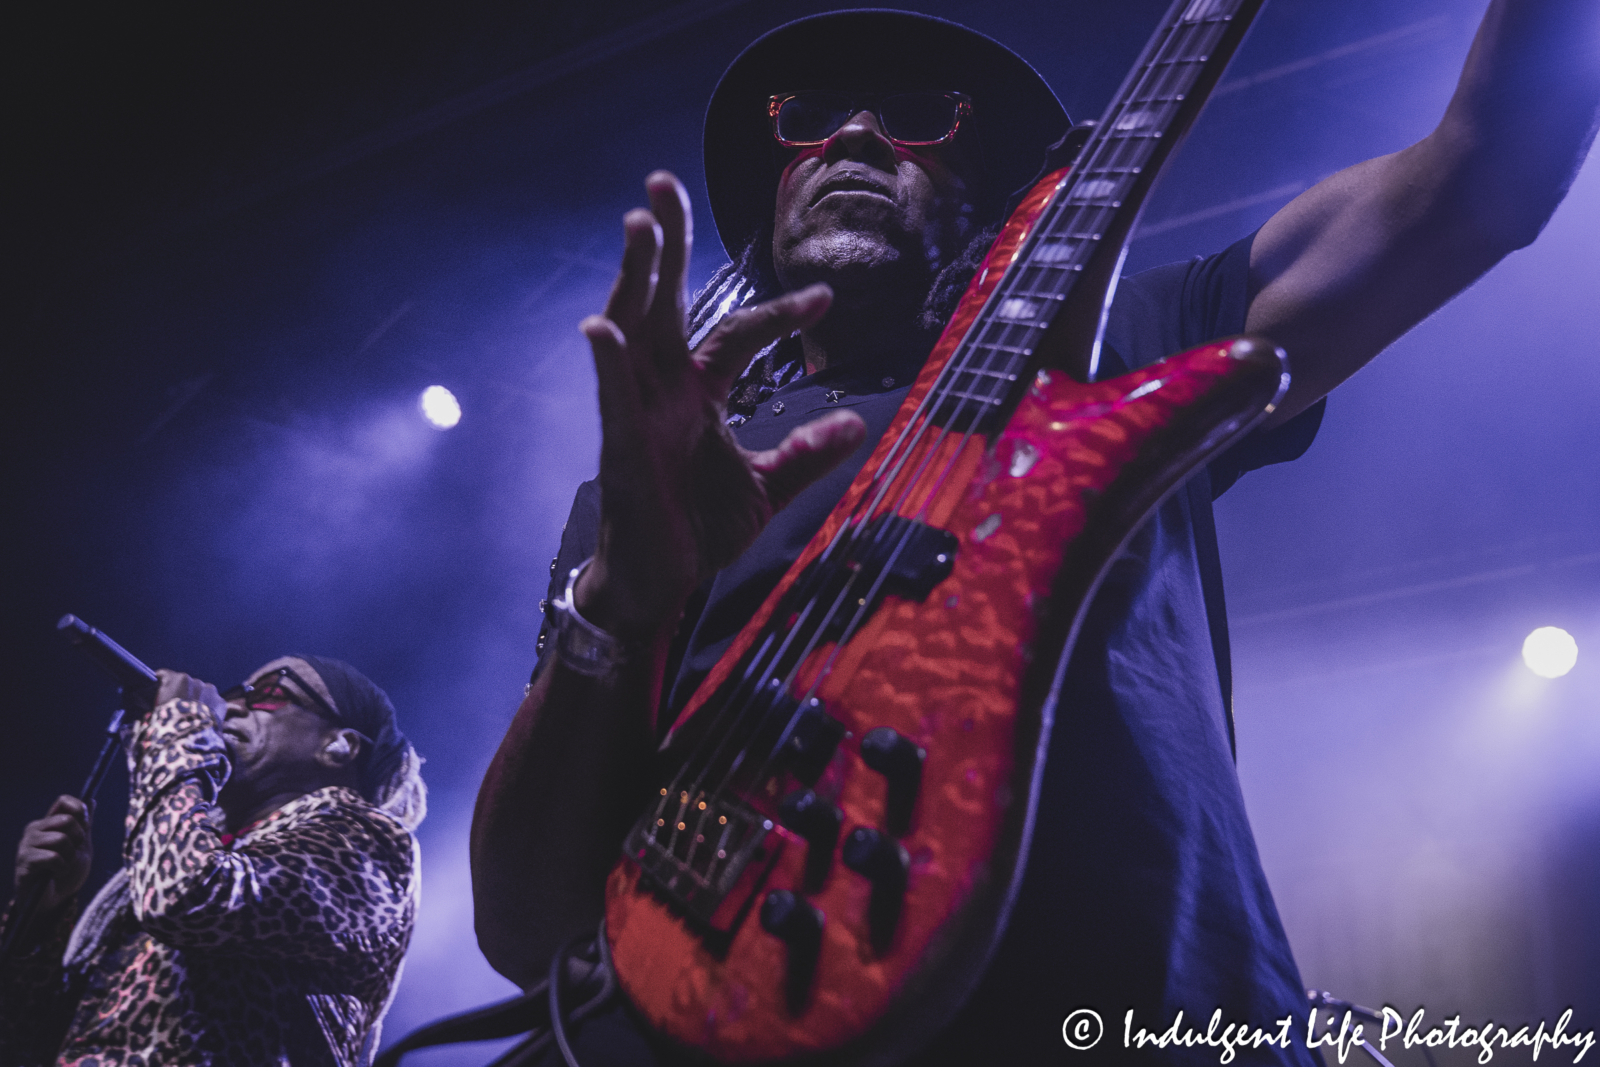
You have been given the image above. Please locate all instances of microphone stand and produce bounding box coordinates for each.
[0,616,158,958]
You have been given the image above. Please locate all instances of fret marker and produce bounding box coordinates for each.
[1033,240,1077,263]
[1009,442,1040,478]
[973,515,1002,542]
[1070,179,1119,201]
[1115,109,1159,131]
[997,297,1041,320]
[1181,0,1226,21]
[1124,378,1165,402]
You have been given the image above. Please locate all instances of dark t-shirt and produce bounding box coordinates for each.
[540,235,1325,1064]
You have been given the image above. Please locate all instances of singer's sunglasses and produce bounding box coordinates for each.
[223,667,340,724]
[221,668,374,747]
[768,91,973,148]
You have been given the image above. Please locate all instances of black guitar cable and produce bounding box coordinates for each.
[548,925,616,1067]
[373,922,616,1067]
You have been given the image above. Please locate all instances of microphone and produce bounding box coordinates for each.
[2,617,162,959]
[56,614,159,713]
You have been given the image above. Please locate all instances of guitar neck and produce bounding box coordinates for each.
[958,0,1266,394]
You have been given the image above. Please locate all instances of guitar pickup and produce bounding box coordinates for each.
[848,514,959,601]
[779,698,845,785]
[803,515,957,643]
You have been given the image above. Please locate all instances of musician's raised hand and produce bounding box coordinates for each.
[13,795,92,916]
[575,170,865,644]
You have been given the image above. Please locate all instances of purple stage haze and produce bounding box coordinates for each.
[5,0,1595,1062]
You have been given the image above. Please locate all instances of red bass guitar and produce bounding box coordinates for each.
[606,0,1280,1062]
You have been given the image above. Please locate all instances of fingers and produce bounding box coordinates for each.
[155,667,188,708]
[18,809,91,881]
[28,817,87,847]
[24,830,79,858]
[749,410,868,512]
[197,681,227,723]
[46,795,89,824]
[644,172,692,335]
[697,284,833,395]
[18,843,72,883]
[581,314,647,459]
[603,209,664,334]
[156,669,214,708]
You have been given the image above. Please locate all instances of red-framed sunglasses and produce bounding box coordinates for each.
[767,90,973,148]
[222,668,374,744]
[223,667,339,722]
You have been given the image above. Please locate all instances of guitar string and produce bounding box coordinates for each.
[650,6,1232,870]
[853,0,1232,532]
[655,6,1232,868]
[718,7,1237,804]
[690,10,1231,822]
[641,5,1239,875]
[673,17,1241,880]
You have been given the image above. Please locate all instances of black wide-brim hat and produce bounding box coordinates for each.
[703,9,1071,259]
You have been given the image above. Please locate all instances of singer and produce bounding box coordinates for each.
[0,656,426,1066]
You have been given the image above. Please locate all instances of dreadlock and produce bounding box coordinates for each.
[373,743,427,831]
[687,222,1003,422]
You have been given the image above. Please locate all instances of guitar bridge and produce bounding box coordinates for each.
[624,792,782,932]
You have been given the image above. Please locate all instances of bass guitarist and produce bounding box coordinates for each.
[471,5,1598,1063]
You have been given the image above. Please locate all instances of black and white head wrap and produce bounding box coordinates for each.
[253,654,427,829]
[292,654,409,795]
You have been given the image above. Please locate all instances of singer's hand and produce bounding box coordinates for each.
[14,795,93,915]
[155,669,227,722]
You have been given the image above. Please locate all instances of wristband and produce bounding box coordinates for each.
[549,558,629,679]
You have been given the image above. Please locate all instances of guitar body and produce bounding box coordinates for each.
[604,163,1286,1064]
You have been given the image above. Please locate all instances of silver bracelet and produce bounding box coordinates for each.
[549,558,628,679]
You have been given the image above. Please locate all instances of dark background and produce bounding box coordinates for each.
[6,1,1596,1061]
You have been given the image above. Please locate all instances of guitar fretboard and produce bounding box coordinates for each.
[937,0,1261,416]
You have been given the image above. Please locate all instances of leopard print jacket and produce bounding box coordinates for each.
[0,697,419,1066]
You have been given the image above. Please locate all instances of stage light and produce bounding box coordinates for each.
[419,386,461,429]
[1522,626,1577,678]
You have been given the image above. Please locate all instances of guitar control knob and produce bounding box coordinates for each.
[760,889,824,945]
[860,727,924,835]
[760,889,823,1012]
[780,789,842,890]
[841,827,909,951]
[785,699,845,785]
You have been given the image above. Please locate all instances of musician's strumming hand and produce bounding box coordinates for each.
[14,795,92,915]
[575,171,866,645]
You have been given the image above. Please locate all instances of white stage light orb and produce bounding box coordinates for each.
[420,385,461,429]
[1522,626,1578,678]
